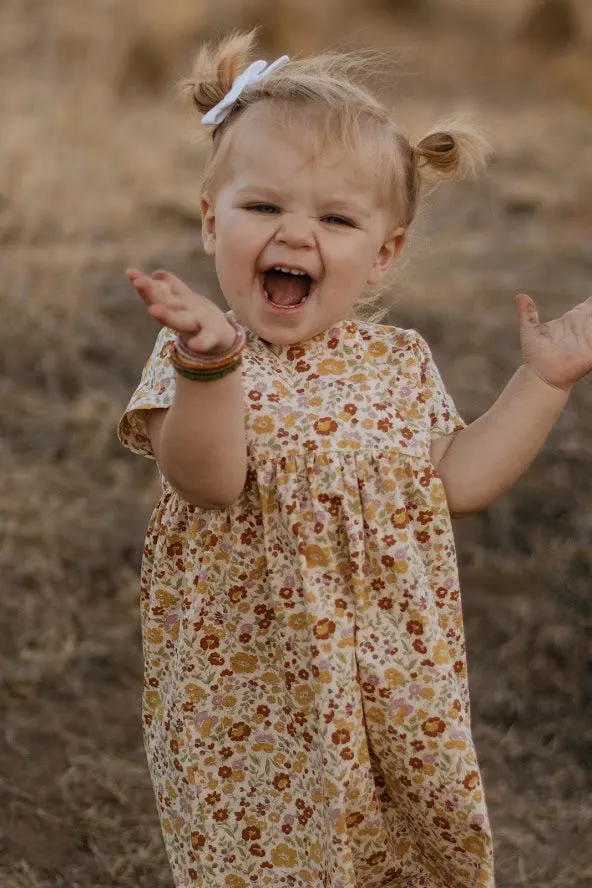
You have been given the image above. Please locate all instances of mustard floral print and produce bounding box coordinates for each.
[118,314,494,888]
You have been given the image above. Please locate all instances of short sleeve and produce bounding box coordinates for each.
[117,327,176,458]
[413,332,465,439]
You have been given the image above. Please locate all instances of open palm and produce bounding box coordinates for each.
[517,293,592,390]
[126,268,235,353]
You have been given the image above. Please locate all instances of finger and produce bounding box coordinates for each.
[152,270,184,292]
[184,320,237,353]
[147,303,189,326]
[516,293,539,330]
[134,275,177,308]
[129,272,154,299]
[184,330,217,352]
[571,295,592,312]
[126,267,151,288]
[127,268,154,293]
[152,269,196,299]
[133,277,162,306]
[147,303,203,333]
[152,269,173,283]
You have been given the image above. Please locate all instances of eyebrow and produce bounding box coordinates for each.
[234,185,281,199]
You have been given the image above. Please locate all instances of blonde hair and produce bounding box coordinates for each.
[182,31,490,321]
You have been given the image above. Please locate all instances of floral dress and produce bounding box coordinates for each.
[118,314,494,888]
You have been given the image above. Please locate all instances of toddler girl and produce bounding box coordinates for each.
[118,32,592,888]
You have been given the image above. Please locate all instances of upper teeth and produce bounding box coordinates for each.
[273,267,307,276]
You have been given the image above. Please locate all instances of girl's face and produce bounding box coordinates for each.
[201,108,404,345]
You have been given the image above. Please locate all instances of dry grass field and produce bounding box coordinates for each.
[1,1,591,886]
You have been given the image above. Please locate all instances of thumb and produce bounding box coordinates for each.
[516,293,539,333]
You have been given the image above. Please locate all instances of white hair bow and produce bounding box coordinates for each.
[201,55,290,127]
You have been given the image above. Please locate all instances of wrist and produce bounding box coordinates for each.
[171,317,246,382]
[179,317,239,356]
[519,363,573,397]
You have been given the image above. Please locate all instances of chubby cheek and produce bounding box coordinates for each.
[215,252,242,299]
[218,220,259,266]
[214,221,242,256]
[329,253,374,294]
[215,243,256,303]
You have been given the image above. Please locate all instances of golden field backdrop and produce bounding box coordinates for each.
[1,1,591,885]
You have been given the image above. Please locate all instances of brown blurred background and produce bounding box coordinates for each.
[1,1,591,886]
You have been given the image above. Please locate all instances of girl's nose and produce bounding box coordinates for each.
[274,214,315,249]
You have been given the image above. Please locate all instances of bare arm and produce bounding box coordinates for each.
[147,367,247,509]
[431,293,592,516]
[128,267,247,509]
[431,365,569,515]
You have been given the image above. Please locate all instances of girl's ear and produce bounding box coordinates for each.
[201,196,216,255]
[367,227,406,286]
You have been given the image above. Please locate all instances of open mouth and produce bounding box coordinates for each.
[262,267,314,310]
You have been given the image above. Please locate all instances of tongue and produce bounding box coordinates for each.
[264,270,310,307]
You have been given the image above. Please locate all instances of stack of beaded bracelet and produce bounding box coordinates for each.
[170,316,246,381]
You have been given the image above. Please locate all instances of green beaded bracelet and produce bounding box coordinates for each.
[173,357,243,382]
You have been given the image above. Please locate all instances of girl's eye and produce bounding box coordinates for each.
[247,204,280,215]
[323,215,355,227]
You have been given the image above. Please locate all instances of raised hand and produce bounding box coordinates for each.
[517,293,592,391]
[126,268,236,354]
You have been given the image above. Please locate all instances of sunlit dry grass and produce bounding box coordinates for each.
[1,1,591,886]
